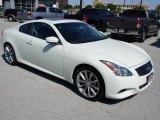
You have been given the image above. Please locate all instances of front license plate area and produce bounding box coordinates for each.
[147,73,153,83]
[119,29,124,32]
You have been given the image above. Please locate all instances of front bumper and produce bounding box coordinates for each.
[101,60,154,99]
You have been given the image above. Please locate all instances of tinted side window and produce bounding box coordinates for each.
[97,9,107,17]
[19,23,32,35]
[148,12,156,18]
[36,7,46,12]
[31,22,57,40]
[123,10,146,17]
[50,8,62,13]
[80,9,91,15]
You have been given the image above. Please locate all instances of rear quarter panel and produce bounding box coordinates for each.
[1,28,24,62]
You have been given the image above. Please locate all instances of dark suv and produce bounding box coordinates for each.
[107,9,159,42]
[64,8,115,31]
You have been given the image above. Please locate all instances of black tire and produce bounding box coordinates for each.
[111,33,118,39]
[154,26,159,37]
[18,19,24,23]
[139,29,146,42]
[74,66,105,101]
[4,44,17,65]
[8,16,14,22]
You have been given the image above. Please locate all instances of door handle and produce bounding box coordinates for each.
[26,41,32,45]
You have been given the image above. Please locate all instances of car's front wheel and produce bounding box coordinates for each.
[8,16,14,22]
[4,44,17,65]
[74,67,105,101]
[154,26,159,37]
[139,29,146,42]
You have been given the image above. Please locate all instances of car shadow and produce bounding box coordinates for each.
[1,54,134,104]
[99,95,136,105]
[108,34,151,43]
[150,37,160,48]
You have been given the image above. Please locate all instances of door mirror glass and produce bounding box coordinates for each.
[46,37,59,43]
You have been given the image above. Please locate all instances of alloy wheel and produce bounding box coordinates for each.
[4,44,17,65]
[76,70,100,98]
[8,16,13,22]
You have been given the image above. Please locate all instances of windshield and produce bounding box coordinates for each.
[55,22,106,44]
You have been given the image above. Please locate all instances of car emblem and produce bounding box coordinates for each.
[146,66,151,71]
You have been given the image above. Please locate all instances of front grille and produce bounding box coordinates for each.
[136,61,152,76]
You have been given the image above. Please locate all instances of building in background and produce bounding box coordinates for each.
[104,3,148,10]
[2,0,68,12]
[93,0,148,10]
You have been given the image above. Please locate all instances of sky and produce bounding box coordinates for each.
[68,0,160,9]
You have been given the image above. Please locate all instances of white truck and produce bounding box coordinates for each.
[31,7,64,20]
[17,7,64,21]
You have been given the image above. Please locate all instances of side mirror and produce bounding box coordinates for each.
[46,37,59,44]
[100,31,105,35]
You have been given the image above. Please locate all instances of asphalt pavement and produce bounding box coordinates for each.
[0,19,160,120]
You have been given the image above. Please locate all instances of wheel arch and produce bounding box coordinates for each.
[72,63,105,85]
[3,41,20,62]
[72,63,106,99]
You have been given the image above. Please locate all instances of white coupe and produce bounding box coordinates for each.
[0,19,154,101]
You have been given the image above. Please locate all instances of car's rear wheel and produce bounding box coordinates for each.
[4,44,17,65]
[139,29,146,42]
[74,67,105,101]
[8,16,14,22]
[18,18,24,23]
[154,26,159,37]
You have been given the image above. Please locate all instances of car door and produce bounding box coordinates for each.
[26,22,64,76]
[16,23,32,62]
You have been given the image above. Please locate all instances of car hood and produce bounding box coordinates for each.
[73,39,149,67]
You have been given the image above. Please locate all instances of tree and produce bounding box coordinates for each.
[64,5,73,10]
[74,5,80,9]
[135,6,145,10]
[85,5,92,9]
[95,3,106,9]
[106,4,117,12]
[116,6,122,12]
[156,4,160,14]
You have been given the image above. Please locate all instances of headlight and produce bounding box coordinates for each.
[100,60,133,76]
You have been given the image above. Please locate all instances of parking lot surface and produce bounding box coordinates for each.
[0,19,160,120]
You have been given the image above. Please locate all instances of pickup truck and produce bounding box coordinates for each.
[107,9,160,42]
[4,9,18,21]
[31,7,64,20]
[64,8,115,31]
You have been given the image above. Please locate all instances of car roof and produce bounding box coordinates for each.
[20,19,82,25]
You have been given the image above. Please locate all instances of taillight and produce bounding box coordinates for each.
[28,12,32,16]
[82,15,88,22]
[136,18,142,28]
[1,30,4,36]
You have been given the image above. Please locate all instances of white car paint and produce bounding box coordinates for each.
[0,19,154,99]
